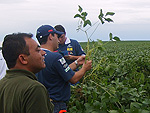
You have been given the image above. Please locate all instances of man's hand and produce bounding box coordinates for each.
[82,60,92,71]
[64,55,72,60]
[76,55,86,66]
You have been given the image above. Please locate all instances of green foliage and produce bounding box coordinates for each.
[68,41,150,112]
[98,9,115,24]
[69,5,150,113]
[74,5,92,27]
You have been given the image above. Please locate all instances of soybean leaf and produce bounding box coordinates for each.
[86,19,91,26]
[74,14,81,18]
[109,110,119,113]
[104,18,114,22]
[99,9,104,17]
[81,12,87,17]
[83,21,87,27]
[109,33,113,40]
[83,20,91,27]
[113,36,120,41]
[78,5,83,13]
[97,39,103,46]
[105,12,115,16]
[81,16,86,21]
[98,16,104,24]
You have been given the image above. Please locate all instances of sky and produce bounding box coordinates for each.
[0,0,150,46]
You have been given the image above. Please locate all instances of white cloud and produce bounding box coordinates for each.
[0,0,150,44]
[0,0,27,4]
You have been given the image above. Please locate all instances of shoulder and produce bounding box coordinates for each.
[45,51,62,59]
[70,39,78,43]
[70,39,80,45]
[25,79,47,93]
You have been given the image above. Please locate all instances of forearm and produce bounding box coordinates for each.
[69,67,86,84]
[69,61,78,71]
[69,55,81,60]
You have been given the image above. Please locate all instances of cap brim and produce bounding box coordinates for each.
[54,30,64,35]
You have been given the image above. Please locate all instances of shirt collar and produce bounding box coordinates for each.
[65,37,71,44]
[6,69,37,80]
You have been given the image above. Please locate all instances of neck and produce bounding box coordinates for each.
[41,44,54,52]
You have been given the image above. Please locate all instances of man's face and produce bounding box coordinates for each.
[58,34,66,45]
[25,38,46,73]
[52,33,60,50]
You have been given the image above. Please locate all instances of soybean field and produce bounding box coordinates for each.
[68,41,150,113]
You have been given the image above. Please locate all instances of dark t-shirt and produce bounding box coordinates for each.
[36,49,75,101]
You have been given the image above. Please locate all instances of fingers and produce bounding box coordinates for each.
[83,60,92,71]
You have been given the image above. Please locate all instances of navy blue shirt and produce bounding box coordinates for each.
[36,49,75,102]
[58,38,85,65]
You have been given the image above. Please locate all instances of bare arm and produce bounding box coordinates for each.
[69,55,86,71]
[69,60,92,84]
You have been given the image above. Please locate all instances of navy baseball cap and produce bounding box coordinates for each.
[36,25,64,39]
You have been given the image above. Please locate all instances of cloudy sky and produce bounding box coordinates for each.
[0,0,150,46]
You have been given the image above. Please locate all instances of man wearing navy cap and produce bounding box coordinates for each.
[36,25,92,113]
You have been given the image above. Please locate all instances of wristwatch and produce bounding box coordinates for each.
[74,60,78,67]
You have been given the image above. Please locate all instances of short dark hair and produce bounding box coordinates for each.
[54,25,66,33]
[37,33,54,45]
[2,33,33,69]
[54,25,66,38]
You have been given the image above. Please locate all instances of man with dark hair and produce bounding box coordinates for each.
[54,25,86,69]
[36,25,92,113]
[0,33,53,113]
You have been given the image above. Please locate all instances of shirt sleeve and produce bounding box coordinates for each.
[53,54,75,82]
[74,40,86,56]
[23,84,54,113]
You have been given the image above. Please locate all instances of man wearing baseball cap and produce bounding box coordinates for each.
[36,25,92,113]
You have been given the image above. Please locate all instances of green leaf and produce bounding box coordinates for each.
[98,16,104,24]
[130,102,142,109]
[78,5,83,13]
[81,12,87,17]
[86,19,91,26]
[105,12,115,16]
[113,36,121,41]
[99,9,104,17]
[83,20,91,27]
[109,68,114,76]
[97,39,103,46]
[104,18,114,22]
[141,110,150,113]
[75,100,81,109]
[109,33,113,40]
[109,110,119,113]
[105,65,110,72]
[74,14,81,18]
[140,73,145,82]
[83,22,87,27]
[81,16,86,21]
[93,100,101,108]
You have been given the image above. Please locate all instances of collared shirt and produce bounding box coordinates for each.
[0,69,53,113]
[58,37,85,65]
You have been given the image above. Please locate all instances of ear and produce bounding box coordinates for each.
[48,34,53,40]
[18,54,28,65]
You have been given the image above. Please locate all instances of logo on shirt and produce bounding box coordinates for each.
[67,48,73,51]
[65,66,70,72]
[58,57,70,72]
[67,44,73,51]
[58,57,66,65]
